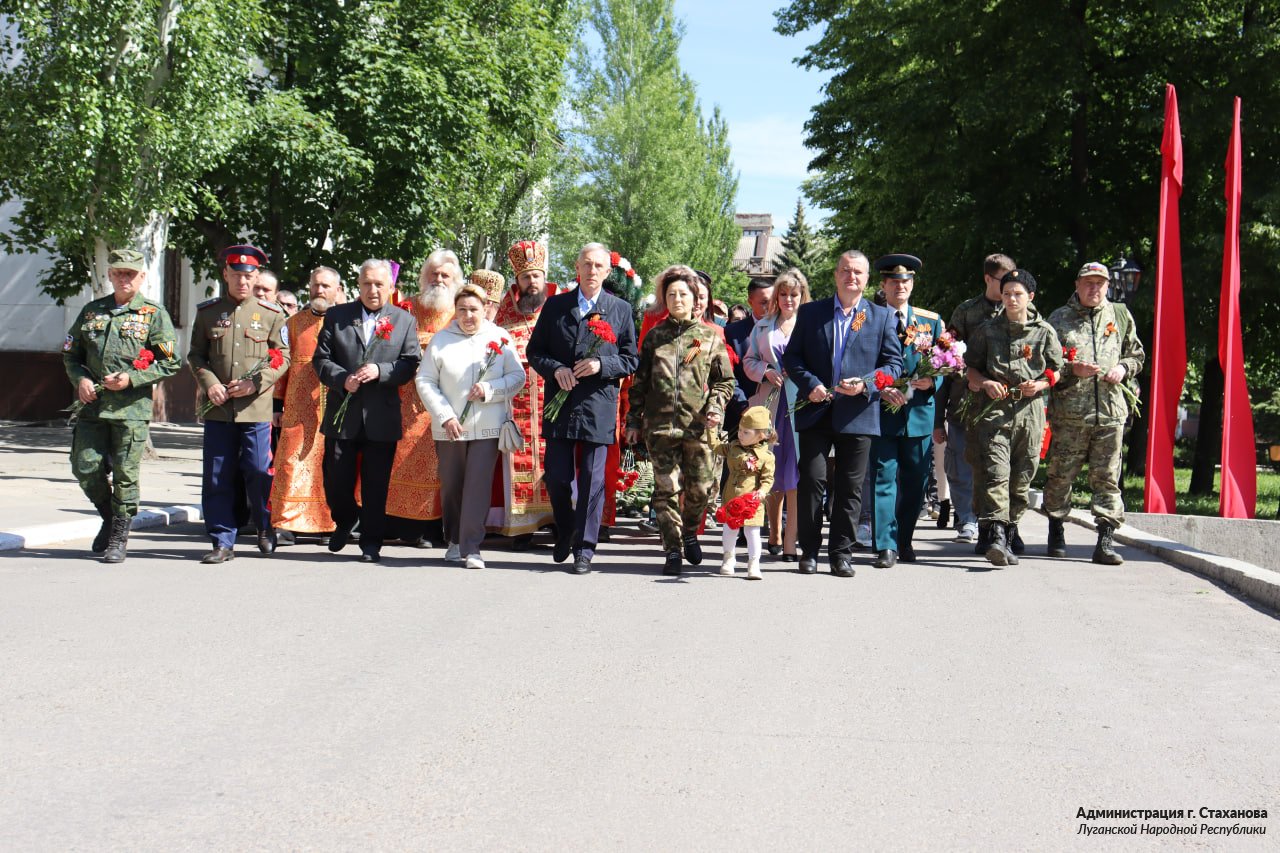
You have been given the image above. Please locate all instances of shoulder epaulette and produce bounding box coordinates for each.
[196,297,221,310]
[258,300,282,313]
[913,307,939,320]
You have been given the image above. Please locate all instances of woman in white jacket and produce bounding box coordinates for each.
[416,283,526,569]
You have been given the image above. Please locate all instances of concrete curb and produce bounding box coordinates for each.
[1063,510,1280,612]
[0,504,204,552]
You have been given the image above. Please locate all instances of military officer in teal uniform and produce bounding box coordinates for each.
[62,249,182,563]
[188,244,290,563]
[870,254,944,568]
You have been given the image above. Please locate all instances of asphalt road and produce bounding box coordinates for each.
[3,516,1278,851]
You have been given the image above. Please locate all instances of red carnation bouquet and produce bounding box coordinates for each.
[715,492,763,530]
[458,337,511,424]
[543,315,615,422]
[201,347,286,418]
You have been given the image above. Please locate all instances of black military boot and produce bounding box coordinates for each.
[1092,522,1124,565]
[91,502,112,554]
[984,523,1008,567]
[975,523,992,555]
[102,516,131,564]
[936,499,951,529]
[1047,518,1067,558]
[682,534,703,566]
[1008,523,1026,556]
[1003,523,1020,565]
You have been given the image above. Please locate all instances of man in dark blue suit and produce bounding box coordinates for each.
[722,277,774,436]
[314,259,421,563]
[782,249,903,576]
[870,254,944,568]
[527,243,639,574]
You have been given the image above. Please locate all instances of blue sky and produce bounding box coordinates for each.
[674,0,831,228]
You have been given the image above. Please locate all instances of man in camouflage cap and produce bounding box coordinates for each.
[1042,262,1145,564]
[62,249,181,562]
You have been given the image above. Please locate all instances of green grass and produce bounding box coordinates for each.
[1034,464,1280,518]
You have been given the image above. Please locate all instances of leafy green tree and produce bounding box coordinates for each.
[175,0,573,289]
[0,0,262,299]
[548,0,739,295]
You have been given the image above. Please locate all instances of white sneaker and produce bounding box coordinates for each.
[720,556,737,576]
[855,523,872,547]
[746,559,762,580]
[465,554,485,570]
[445,543,461,561]
[954,523,978,544]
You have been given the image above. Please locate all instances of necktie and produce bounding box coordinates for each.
[897,311,907,340]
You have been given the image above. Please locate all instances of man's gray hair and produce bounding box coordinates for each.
[359,258,393,279]
[311,265,342,286]
[578,242,611,261]
[839,249,868,264]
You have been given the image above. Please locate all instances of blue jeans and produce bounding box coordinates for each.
[945,418,976,528]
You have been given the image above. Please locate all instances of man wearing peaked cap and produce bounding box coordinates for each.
[63,248,182,563]
[188,243,290,563]
[869,253,941,569]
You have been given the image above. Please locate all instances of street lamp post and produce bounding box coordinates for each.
[1107,257,1143,303]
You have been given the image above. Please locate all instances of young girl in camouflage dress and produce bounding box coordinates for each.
[714,405,776,580]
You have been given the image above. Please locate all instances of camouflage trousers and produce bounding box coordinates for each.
[647,433,716,552]
[1042,419,1125,527]
[71,417,150,517]
[970,401,1044,525]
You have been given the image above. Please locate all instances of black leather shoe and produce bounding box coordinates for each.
[898,544,916,563]
[831,559,856,577]
[571,555,592,574]
[798,557,818,574]
[598,526,611,543]
[553,538,573,563]
[328,525,352,553]
[276,530,296,546]
[782,553,798,563]
[662,550,682,576]
[359,551,381,563]
[767,543,782,556]
[201,547,234,564]
[511,534,533,552]
[682,536,703,565]
[872,549,897,569]
[258,528,277,554]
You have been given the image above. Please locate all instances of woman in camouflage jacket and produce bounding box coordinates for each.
[626,265,735,576]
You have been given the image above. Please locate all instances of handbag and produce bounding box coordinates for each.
[498,407,525,454]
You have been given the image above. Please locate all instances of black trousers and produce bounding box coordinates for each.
[797,422,872,562]
[323,431,397,553]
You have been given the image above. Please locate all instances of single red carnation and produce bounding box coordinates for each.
[375,317,394,340]
[874,370,895,391]
[267,348,285,370]
[487,340,503,354]
[132,349,155,370]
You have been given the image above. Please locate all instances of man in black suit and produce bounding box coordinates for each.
[722,277,774,436]
[314,259,421,562]
[782,249,903,577]
[527,242,640,574]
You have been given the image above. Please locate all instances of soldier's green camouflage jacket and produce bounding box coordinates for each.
[62,292,182,420]
[937,294,1039,426]
[627,317,734,439]
[1046,295,1145,426]
[964,313,1064,425]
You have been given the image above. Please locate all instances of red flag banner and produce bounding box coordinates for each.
[1218,96,1256,518]
[1144,83,1186,513]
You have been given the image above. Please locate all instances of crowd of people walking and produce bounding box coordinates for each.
[62,239,1144,574]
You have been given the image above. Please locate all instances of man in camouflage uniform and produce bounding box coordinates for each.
[188,244,290,563]
[964,269,1064,567]
[62,249,181,563]
[625,265,734,576]
[940,253,1018,552]
[1043,262,1146,564]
